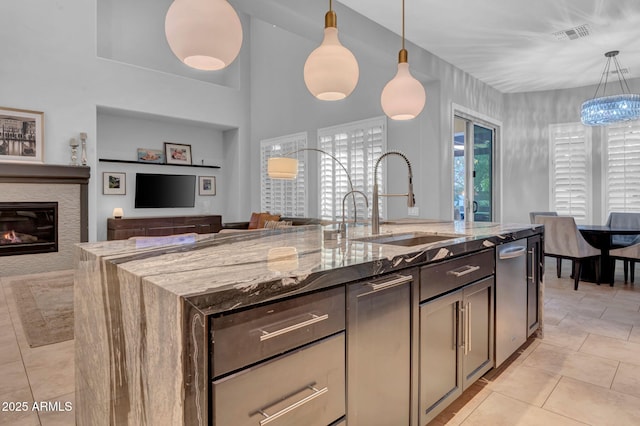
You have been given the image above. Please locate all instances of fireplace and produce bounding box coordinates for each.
[0,202,58,256]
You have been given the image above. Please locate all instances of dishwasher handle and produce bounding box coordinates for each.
[498,246,527,260]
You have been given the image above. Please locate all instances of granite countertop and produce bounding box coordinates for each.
[78,221,542,315]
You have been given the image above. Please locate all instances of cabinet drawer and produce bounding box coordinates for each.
[420,249,494,301]
[211,286,345,377]
[212,333,345,426]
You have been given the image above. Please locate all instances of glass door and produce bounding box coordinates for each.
[453,116,495,222]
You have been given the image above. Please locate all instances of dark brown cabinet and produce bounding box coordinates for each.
[107,215,222,240]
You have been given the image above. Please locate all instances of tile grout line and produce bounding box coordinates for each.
[0,277,43,426]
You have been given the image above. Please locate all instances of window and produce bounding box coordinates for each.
[604,121,640,214]
[317,117,386,222]
[548,123,592,224]
[260,132,307,217]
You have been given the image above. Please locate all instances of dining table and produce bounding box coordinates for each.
[578,225,640,284]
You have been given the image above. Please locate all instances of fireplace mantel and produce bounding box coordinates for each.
[0,163,90,242]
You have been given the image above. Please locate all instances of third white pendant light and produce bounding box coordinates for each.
[165,0,243,71]
[381,0,425,120]
[304,0,360,101]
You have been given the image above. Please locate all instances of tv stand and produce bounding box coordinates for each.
[107,215,222,240]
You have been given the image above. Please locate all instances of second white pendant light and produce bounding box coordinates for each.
[165,0,243,71]
[304,0,360,101]
[381,0,425,120]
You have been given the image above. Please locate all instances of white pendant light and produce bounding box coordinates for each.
[381,0,425,120]
[304,0,359,101]
[165,0,243,71]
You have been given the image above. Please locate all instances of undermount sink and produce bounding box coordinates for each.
[352,232,460,247]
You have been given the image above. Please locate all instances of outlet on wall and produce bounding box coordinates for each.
[408,206,419,217]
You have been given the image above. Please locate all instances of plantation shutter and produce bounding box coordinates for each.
[549,123,592,224]
[260,132,307,217]
[605,121,640,214]
[318,117,386,222]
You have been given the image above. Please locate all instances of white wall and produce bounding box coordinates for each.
[502,77,640,224]
[244,0,504,221]
[95,109,228,241]
[9,0,626,242]
[0,0,251,241]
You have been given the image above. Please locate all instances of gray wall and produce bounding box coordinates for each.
[6,0,633,240]
[503,78,640,224]
[244,0,504,221]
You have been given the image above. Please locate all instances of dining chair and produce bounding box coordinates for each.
[606,212,640,283]
[529,211,558,224]
[535,216,601,290]
[610,242,640,284]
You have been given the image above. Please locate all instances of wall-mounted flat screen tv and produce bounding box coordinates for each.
[135,173,196,208]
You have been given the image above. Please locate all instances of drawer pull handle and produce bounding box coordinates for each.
[258,385,328,425]
[447,265,480,277]
[259,314,329,342]
[369,274,413,292]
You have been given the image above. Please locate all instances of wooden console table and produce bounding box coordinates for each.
[107,215,222,240]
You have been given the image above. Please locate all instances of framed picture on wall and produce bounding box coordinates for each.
[103,172,126,195]
[198,176,216,196]
[0,107,44,163]
[164,142,192,165]
[137,148,165,164]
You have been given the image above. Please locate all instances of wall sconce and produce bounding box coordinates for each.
[112,208,124,219]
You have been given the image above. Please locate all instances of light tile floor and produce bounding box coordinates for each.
[431,260,640,426]
[1,261,640,425]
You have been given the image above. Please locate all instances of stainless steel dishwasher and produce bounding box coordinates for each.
[495,239,528,367]
[347,272,413,426]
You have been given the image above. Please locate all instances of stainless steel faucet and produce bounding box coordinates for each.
[371,151,415,234]
[340,190,369,235]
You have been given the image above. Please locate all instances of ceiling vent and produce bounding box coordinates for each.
[553,24,591,41]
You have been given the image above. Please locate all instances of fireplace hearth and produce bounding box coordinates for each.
[0,202,57,256]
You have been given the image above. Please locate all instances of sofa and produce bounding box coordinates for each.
[221,213,332,232]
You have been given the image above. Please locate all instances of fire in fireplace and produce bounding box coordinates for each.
[0,202,58,256]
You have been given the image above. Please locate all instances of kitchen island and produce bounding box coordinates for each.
[74,221,543,426]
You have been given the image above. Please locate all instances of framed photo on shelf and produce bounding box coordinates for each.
[103,172,126,195]
[0,107,44,163]
[137,148,165,164]
[199,176,216,196]
[164,142,192,165]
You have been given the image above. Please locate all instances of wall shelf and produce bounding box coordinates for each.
[99,158,220,169]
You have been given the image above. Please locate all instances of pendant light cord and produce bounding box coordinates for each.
[402,0,405,50]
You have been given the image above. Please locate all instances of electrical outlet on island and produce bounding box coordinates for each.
[408,206,419,217]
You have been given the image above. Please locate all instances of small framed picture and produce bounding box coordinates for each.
[137,148,165,164]
[103,172,126,195]
[164,142,192,165]
[0,107,44,163]
[199,176,216,196]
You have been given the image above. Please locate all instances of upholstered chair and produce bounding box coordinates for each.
[610,242,640,284]
[606,212,640,283]
[536,216,601,290]
[529,211,558,224]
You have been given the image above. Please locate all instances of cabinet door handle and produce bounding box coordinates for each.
[467,302,471,353]
[258,384,328,425]
[528,249,535,281]
[259,314,329,342]
[459,304,465,353]
[452,303,457,350]
[447,265,480,277]
[368,274,413,292]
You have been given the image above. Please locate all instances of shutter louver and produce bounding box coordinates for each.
[549,123,592,224]
[260,133,307,217]
[318,117,387,222]
[605,122,640,214]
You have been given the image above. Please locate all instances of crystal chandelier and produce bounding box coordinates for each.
[581,50,640,126]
